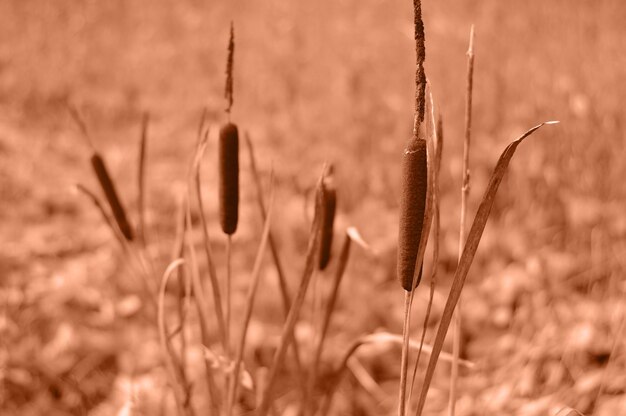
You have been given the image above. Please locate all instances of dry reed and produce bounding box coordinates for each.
[449,25,475,416]
[256,166,328,416]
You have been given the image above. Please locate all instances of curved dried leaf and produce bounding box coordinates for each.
[414,121,559,415]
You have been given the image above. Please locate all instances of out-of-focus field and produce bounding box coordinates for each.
[1,1,625,415]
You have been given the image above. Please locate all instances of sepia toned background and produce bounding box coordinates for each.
[1,1,625,415]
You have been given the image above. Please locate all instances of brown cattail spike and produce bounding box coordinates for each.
[225,22,235,115]
[90,154,135,241]
[318,167,337,270]
[218,122,239,235]
[397,134,427,291]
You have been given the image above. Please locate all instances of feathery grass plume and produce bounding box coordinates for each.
[413,0,426,125]
[225,22,234,115]
[318,166,337,270]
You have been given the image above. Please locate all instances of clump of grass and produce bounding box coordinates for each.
[397,2,429,414]
[245,131,305,376]
[226,174,275,415]
[256,165,329,416]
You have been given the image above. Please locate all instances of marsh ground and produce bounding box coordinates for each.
[1,1,625,415]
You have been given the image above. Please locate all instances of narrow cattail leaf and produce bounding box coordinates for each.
[319,330,475,416]
[408,87,443,403]
[397,134,428,291]
[305,228,354,414]
[157,258,189,415]
[318,170,337,270]
[414,121,559,416]
[91,154,134,241]
[75,184,126,249]
[218,122,239,235]
[137,112,149,246]
[191,130,228,351]
[435,115,444,174]
[227,174,275,414]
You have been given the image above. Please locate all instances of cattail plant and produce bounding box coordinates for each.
[397,1,428,414]
[318,166,337,271]
[90,153,135,242]
[219,22,239,236]
[219,22,239,351]
[68,105,135,242]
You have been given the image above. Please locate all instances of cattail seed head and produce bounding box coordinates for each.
[318,170,337,271]
[218,122,239,235]
[397,134,427,291]
[90,153,134,241]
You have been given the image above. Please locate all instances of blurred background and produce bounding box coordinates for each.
[1,0,625,415]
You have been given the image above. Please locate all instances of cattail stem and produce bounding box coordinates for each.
[408,112,444,406]
[184,202,221,414]
[398,291,412,416]
[75,184,156,312]
[67,104,96,152]
[449,25,475,416]
[226,180,274,416]
[157,259,194,416]
[226,234,233,355]
[193,139,228,353]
